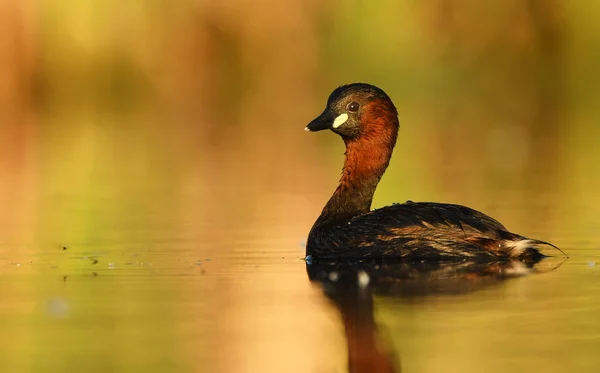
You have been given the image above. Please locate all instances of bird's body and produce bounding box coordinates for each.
[308,201,553,261]
[305,83,563,261]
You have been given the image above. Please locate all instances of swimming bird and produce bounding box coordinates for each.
[305,83,563,261]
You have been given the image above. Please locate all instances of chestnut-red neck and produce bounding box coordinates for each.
[313,100,398,228]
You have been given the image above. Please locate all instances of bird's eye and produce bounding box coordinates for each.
[347,101,359,112]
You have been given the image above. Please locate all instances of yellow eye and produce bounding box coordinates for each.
[347,101,359,112]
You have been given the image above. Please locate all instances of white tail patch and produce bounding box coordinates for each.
[507,238,567,259]
[507,239,536,257]
[332,113,349,128]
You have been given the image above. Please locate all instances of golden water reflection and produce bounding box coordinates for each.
[308,259,567,373]
[1,1,600,372]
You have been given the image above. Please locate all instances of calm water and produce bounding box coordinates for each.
[1,113,599,373]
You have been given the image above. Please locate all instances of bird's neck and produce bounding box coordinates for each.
[313,132,396,228]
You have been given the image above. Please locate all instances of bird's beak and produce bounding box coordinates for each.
[305,109,335,132]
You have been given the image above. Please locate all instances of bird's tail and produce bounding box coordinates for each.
[507,238,568,261]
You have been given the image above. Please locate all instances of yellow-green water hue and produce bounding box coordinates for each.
[1,1,600,372]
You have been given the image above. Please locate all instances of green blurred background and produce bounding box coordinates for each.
[2,0,600,246]
[1,1,600,373]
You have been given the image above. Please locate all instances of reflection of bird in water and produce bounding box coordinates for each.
[305,83,566,262]
[307,257,566,373]
[310,263,398,373]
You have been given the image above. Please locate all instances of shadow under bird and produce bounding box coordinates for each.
[304,83,566,262]
[307,256,565,373]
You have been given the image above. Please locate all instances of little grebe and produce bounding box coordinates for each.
[305,83,563,261]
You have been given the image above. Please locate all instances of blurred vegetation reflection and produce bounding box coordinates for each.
[1,1,599,373]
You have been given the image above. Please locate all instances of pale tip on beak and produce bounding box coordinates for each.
[304,127,310,132]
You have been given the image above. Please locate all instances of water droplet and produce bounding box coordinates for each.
[328,271,340,282]
[357,270,370,288]
[46,298,70,319]
[588,260,596,268]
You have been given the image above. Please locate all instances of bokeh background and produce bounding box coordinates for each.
[1,1,600,373]
[2,0,600,245]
